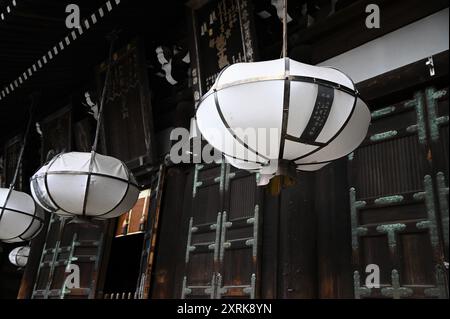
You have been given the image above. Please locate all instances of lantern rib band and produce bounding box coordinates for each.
[94,160,133,218]
[278,57,291,159]
[212,64,270,163]
[291,95,358,162]
[199,74,357,106]
[33,171,139,189]
[0,187,13,228]
[295,147,357,166]
[82,172,92,218]
[0,205,44,241]
[34,169,138,218]
[23,218,45,241]
[16,206,40,242]
[44,154,79,216]
[284,134,326,147]
[213,91,270,163]
[222,151,266,166]
[82,153,94,217]
[0,206,44,223]
[296,161,332,166]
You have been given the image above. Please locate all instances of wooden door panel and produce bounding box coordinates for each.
[32,216,106,299]
[182,162,260,299]
[183,164,222,299]
[399,231,435,285]
[218,168,259,299]
[349,88,448,299]
[360,235,392,285]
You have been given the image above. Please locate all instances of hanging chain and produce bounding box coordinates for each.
[282,0,288,59]
[10,94,37,189]
[91,31,119,153]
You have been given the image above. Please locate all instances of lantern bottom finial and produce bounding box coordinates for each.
[257,160,298,186]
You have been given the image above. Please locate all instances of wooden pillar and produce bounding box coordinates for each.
[315,159,353,298]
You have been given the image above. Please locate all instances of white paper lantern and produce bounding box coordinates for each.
[0,188,44,243]
[31,152,139,219]
[9,245,30,267]
[196,58,370,183]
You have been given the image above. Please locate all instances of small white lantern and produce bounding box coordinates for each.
[31,152,139,219]
[196,58,370,184]
[0,188,44,243]
[9,245,31,267]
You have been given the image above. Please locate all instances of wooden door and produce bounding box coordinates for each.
[31,216,107,299]
[349,86,448,299]
[182,161,261,299]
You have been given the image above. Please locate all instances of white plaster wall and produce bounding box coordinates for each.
[318,8,449,83]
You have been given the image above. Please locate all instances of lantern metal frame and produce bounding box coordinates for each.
[30,153,139,219]
[196,58,362,171]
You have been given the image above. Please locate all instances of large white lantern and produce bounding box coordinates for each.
[31,152,139,219]
[196,58,370,184]
[0,188,44,243]
[9,245,31,267]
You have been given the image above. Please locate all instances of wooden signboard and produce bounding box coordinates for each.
[187,0,258,106]
[98,39,156,172]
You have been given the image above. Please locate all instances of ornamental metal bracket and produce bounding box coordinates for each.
[371,106,396,120]
[353,271,371,299]
[245,205,259,258]
[204,273,216,299]
[413,92,427,144]
[209,212,222,262]
[181,276,191,298]
[219,211,232,262]
[436,172,449,247]
[424,265,448,299]
[416,175,440,248]
[350,188,367,250]
[192,164,204,198]
[369,130,398,143]
[426,87,449,142]
[376,223,406,249]
[216,273,256,299]
[374,195,404,206]
[185,217,197,263]
[381,269,413,299]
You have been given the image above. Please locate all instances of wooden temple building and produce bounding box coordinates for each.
[0,0,448,299]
